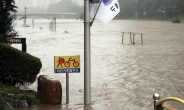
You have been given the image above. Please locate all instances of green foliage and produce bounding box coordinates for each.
[0,34,5,43]
[168,14,184,22]
[27,92,42,104]
[0,83,19,93]
[1,43,11,47]
[0,43,42,86]
[0,83,42,109]
[171,18,181,23]
[0,0,18,40]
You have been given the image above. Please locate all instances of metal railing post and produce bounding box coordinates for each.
[122,32,124,44]
[153,93,160,110]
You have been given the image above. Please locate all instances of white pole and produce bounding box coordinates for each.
[32,17,34,28]
[54,17,56,31]
[84,0,91,105]
[24,7,27,26]
[164,5,166,20]
[135,0,137,20]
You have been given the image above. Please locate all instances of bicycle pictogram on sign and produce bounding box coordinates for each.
[54,56,80,73]
[57,57,79,68]
[64,58,79,67]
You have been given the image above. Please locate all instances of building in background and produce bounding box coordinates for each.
[15,0,60,10]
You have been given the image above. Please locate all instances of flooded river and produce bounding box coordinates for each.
[12,19,184,110]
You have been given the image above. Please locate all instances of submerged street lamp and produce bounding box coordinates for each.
[24,6,27,26]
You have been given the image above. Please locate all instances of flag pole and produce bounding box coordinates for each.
[84,0,91,105]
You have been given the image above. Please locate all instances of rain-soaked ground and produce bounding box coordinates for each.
[12,19,184,110]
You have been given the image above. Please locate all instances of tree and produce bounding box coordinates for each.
[0,0,18,43]
[119,0,184,20]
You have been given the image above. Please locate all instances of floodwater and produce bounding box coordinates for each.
[12,19,184,110]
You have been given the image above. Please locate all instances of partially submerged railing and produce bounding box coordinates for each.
[153,93,184,110]
[121,32,143,44]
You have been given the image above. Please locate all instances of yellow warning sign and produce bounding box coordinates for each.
[54,56,80,73]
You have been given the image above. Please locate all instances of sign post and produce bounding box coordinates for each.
[54,56,80,104]
[21,38,26,52]
[66,72,69,104]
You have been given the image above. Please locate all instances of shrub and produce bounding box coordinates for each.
[0,34,5,43]
[171,18,181,23]
[0,43,42,86]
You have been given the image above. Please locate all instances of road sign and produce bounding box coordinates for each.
[54,56,80,73]
[6,37,23,44]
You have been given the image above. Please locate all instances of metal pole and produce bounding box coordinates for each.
[164,5,165,20]
[32,18,34,28]
[25,7,27,26]
[141,33,143,44]
[133,34,135,44]
[84,0,91,105]
[135,0,137,20]
[24,8,26,26]
[52,17,53,31]
[130,32,132,44]
[122,32,124,44]
[55,17,56,31]
[153,93,160,110]
[66,72,69,104]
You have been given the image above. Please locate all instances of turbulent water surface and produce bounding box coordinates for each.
[12,19,184,110]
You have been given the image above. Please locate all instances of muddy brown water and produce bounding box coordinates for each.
[12,19,184,110]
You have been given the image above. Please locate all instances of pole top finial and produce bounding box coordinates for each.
[153,93,160,100]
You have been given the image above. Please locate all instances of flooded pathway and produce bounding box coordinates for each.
[13,19,184,110]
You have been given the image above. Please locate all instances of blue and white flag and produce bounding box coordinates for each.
[90,0,120,25]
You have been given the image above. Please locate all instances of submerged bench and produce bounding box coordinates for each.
[121,32,143,44]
